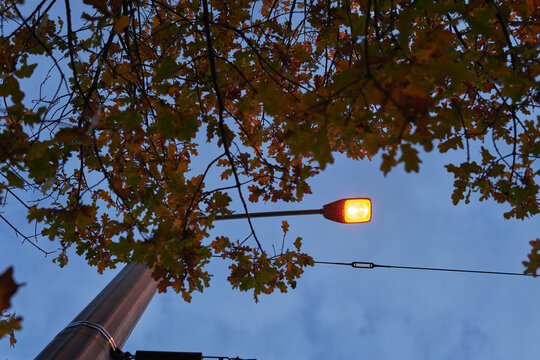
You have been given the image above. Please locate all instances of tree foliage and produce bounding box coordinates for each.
[0,0,538,337]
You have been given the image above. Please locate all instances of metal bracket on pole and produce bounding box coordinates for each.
[64,321,118,352]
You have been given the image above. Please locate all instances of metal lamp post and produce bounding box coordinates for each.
[35,263,157,360]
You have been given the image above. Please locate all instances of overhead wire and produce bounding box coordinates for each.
[211,255,533,277]
[314,260,534,277]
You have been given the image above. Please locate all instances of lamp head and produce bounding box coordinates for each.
[322,198,372,223]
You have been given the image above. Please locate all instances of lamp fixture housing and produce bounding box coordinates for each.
[322,198,372,223]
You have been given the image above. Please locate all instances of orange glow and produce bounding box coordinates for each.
[343,199,371,223]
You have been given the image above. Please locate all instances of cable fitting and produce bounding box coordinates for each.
[351,262,375,269]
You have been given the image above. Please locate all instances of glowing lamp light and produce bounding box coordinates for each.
[344,199,371,223]
[322,198,372,223]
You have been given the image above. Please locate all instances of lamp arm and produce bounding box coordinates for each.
[214,208,324,220]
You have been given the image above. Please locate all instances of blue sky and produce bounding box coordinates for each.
[1,148,539,359]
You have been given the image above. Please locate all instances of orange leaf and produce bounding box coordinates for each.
[281,220,289,234]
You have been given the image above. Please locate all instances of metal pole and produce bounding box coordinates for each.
[35,262,158,360]
[214,208,323,220]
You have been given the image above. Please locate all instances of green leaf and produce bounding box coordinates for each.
[399,144,421,173]
[26,142,57,180]
[397,8,414,48]
[157,109,174,138]
[41,177,55,194]
[0,77,23,102]
[155,56,177,80]
[5,170,24,188]
[257,84,291,116]
[380,152,397,175]
[312,132,334,170]
[15,63,37,79]
[177,113,199,140]
[480,146,496,165]
[112,109,143,131]
[468,6,497,36]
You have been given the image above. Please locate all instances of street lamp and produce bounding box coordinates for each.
[37,197,371,359]
[214,198,372,224]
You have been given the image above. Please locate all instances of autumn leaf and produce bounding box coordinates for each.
[293,237,302,252]
[5,170,24,188]
[83,0,109,15]
[14,63,37,79]
[0,267,23,346]
[155,56,178,81]
[281,220,289,234]
[112,108,143,131]
[0,267,22,312]
[399,144,421,173]
[113,15,130,34]
[523,239,540,276]
[110,0,122,16]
